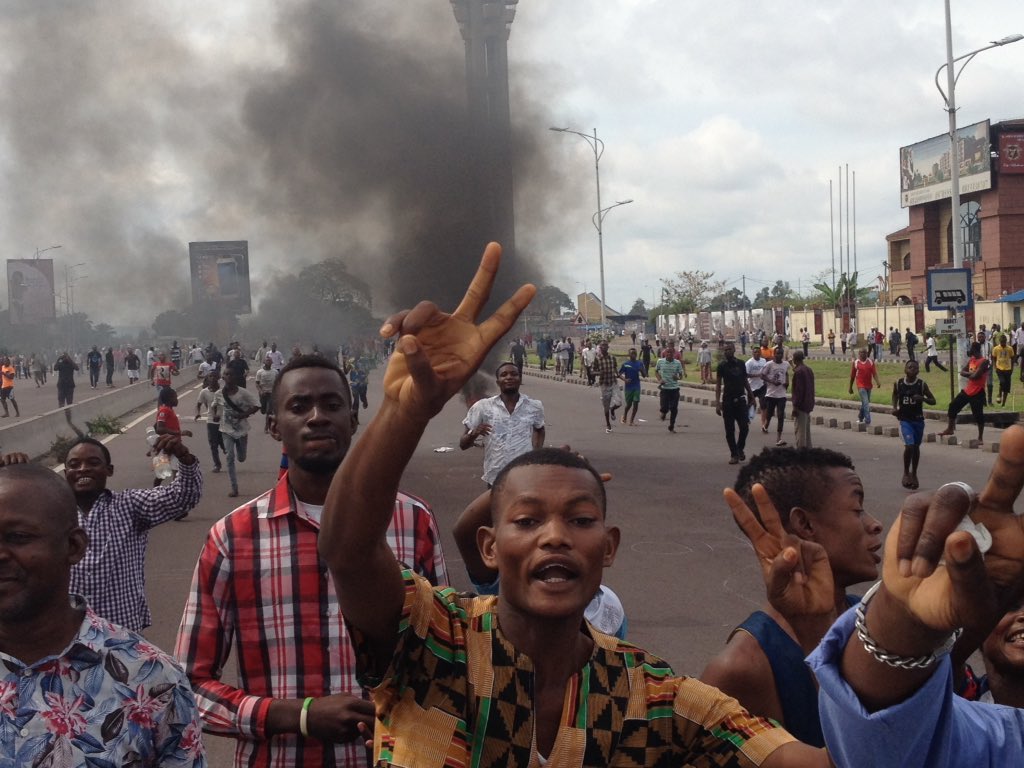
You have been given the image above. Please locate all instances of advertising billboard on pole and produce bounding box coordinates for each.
[188,241,251,315]
[899,120,992,207]
[6,259,56,325]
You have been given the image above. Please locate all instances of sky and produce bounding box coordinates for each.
[0,1,1022,328]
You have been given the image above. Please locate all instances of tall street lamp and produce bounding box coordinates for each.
[65,263,87,352]
[935,18,1022,270]
[935,5,1021,384]
[34,244,62,260]
[549,126,633,331]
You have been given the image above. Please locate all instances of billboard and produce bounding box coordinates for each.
[899,120,991,207]
[999,132,1024,174]
[6,259,56,325]
[188,241,251,314]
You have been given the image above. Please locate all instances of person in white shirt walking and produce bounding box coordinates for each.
[460,362,545,486]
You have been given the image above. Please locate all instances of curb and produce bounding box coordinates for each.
[523,367,1003,452]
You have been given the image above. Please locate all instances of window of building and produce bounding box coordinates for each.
[902,252,911,271]
[944,201,982,263]
[962,201,982,263]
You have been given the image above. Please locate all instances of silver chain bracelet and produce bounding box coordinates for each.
[854,581,963,670]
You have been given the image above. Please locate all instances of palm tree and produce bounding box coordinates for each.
[813,272,871,310]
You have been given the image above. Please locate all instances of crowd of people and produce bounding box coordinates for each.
[2,249,1024,766]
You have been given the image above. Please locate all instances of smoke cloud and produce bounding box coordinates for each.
[0,1,581,337]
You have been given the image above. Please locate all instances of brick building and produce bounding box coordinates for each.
[886,118,1024,305]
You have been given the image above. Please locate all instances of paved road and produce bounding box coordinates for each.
[0,367,204,419]
[69,363,1002,764]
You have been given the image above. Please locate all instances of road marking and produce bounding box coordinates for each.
[52,383,202,473]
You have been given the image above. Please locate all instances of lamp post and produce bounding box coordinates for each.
[549,126,633,332]
[65,263,87,353]
[935,22,1022,270]
[934,7,1021,388]
[34,244,62,260]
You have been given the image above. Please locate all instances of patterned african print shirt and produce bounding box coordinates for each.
[354,572,794,768]
[175,472,448,768]
[0,598,205,767]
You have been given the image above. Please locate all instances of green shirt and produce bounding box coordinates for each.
[656,358,683,390]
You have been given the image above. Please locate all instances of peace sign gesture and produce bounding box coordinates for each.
[724,484,836,647]
[378,242,536,422]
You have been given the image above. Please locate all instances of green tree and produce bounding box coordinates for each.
[811,271,871,309]
[152,309,192,338]
[770,280,795,302]
[628,298,648,315]
[707,287,751,311]
[299,258,372,310]
[533,285,576,321]
[661,270,726,313]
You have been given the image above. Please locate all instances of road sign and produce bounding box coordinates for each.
[573,313,585,325]
[926,268,973,311]
[935,317,966,335]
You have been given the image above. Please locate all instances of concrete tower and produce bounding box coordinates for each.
[449,0,518,259]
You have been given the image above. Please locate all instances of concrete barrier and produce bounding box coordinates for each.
[0,366,199,460]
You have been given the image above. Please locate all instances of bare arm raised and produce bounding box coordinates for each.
[318,242,535,662]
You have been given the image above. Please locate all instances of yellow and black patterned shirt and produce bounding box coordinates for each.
[354,571,794,768]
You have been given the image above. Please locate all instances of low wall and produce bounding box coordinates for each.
[0,366,199,460]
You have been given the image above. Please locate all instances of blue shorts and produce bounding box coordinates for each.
[899,419,924,446]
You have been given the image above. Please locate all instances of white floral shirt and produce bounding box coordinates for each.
[463,394,546,484]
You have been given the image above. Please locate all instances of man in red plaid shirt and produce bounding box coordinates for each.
[175,354,448,767]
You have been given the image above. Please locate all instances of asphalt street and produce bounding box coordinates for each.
[38,362,1004,764]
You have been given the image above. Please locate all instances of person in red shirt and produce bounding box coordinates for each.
[938,341,991,444]
[848,347,880,424]
[149,351,179,397]
[0,356,20,418]
[155,387,193,439]
[154,387,193,489]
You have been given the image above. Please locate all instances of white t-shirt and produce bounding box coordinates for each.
[745,356,768,392]
[926,337,938,357]
[761,360,790,399]
[255,367,278,394]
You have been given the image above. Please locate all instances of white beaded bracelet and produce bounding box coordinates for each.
[854,582,962,670]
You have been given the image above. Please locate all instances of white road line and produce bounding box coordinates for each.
[52,383,201,473]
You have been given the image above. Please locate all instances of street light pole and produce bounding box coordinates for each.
[592,198,634,322]
[34,244,62,260]
[934,8,1021,389]
[65,262,87,353]
[550,126,633,332]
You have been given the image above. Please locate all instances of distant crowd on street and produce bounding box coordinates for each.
[2,248,1024,768]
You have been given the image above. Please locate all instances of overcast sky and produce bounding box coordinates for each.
[1,1,1022,327]
[513,1,1024,312]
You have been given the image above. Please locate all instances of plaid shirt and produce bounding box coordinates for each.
[593,351,618,386]
[174,472,448,768]
[70,460,202,632]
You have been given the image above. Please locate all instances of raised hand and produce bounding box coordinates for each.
[378,243,536,422]
[881,428,1024,634]
[724,484,835,621]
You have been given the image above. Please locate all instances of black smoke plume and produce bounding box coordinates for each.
[0,1,581,337]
